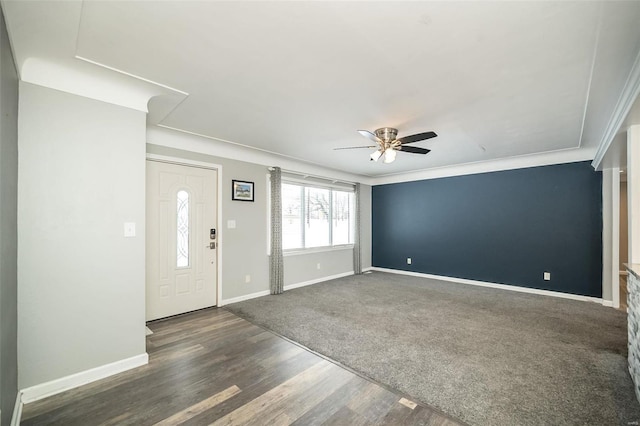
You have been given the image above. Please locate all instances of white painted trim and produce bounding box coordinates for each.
[612,168,621,309]
[592,46,640,169]
[219,290,270,306]
[362,267,374,272]
[603,169,613,306]
[266,173,271,256]
[146,153,219,171]
[602,300,614,307]
[284,271,354,291]
[371,148,597,186]
[217,167,224,309]
[10,392,22,426]
[20,353,148,404]
[20,60,154,113]
[220,271,356,305]
[370,267,603,304]
[149,126,599,189]
[148,126,371,185]
[282,175,356,190]
[284,245,354,257]
[145,154,223,310]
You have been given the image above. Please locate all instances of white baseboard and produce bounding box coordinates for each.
[371,267,604,304]
[220,271,357,306]
[284,271,354,291]
[219,290,270,306]
[602,300,614,307]
[20,353,149,404]
[10,391,22,426]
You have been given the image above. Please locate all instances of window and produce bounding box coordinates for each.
[282,184,303,249]
[332,190,353,245]
[282,182,354,250]
[305,187,330,248]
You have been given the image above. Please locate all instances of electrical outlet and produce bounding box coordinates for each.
[407,258,412,265]
[543,272,551,281]
[317,263,321,270]
[245,275,251,283]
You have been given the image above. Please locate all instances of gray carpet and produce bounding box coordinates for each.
[226,271,640,425]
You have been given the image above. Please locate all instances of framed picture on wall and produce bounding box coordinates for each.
[232,180,254,202]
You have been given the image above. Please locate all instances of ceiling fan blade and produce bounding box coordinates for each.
[397,131,437,145]
[399,146,431,154]
[357,130,383,144]
[334,145,377,150]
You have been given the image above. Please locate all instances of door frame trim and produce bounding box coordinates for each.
[146,153,223,307]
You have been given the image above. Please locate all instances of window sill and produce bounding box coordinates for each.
[283,245,354,257]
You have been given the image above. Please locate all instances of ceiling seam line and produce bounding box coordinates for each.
[155,124,374,181]
[73,0,85,60]
[75,56,189,96]
[577,2,604,149]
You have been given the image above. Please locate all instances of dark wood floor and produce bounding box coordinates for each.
[21,308,463,425]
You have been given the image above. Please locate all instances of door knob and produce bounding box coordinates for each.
[206,242,216,249]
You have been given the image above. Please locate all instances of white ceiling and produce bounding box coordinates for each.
[4,1,640,178]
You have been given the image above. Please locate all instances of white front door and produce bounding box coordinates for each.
[146,160,217,321]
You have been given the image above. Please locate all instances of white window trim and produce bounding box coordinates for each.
[266,173,271,256]
[284,244,354,257]
[282,175,355,192]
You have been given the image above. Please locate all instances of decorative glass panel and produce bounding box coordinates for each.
[177,190,189,267]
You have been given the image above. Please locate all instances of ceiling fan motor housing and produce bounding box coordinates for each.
[375,127,398,143]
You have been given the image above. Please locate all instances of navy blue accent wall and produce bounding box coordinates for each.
[372,161,603,297]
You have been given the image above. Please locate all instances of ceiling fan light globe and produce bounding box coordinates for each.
[370,150,382,162]
[383,148,396,163]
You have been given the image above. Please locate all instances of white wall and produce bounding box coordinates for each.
[284,249,354,285]
[18,83,147,389]
[146,144,270,301]
[146,137,372,302]
[360,184,372,269]
[0,6,19,423]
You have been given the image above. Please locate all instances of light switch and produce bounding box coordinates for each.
[227,220,236,229]
[124,222,136,237]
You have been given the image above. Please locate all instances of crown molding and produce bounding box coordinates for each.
[592,46,640,169]
[370,147,597,186]
[149,126,601,188]
[147,126,374,186]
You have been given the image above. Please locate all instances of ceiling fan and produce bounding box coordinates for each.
[335,127,438,163]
